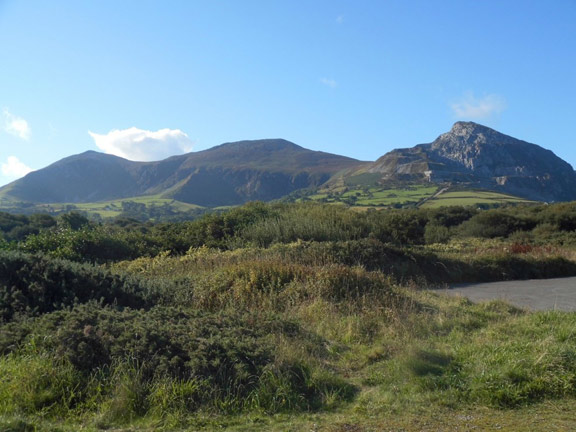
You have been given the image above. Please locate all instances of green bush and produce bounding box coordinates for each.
[0,305,354,417]
[0,251,155,322]
[0,212,57,242]
[21,226,140,263]
[457,211,535,239]
[424,222,451,244]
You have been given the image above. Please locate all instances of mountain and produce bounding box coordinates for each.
[0,139,363,207]
[345,122,576,202]
[2,123,575,208]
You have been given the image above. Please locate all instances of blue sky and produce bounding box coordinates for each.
[1,0,575,187]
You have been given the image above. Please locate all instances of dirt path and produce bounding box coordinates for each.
[434,277,576,311]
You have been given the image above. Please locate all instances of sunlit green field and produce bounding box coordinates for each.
[0,196,203,219]
[302,184,438,206]
[422,190,534,208]
[300,186,534,209]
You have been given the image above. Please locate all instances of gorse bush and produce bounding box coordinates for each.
[0,251,156,322]
[0,304,354,417]
[21,226,143,263]
[0,212,57,242]
[6,306,273,380]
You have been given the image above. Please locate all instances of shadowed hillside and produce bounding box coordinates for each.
[0,139,363,207]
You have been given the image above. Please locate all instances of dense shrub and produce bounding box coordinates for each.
[0,212,57,242]
[427,206,476,227]
[0,305,354,415]
[0,251,155,322]
[457,211,535,239]
[424,222,451,244]
[30,307,272,379]
[20,226,144,263]
[367,210,428,244]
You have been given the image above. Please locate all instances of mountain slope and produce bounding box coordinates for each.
[0,139,363,207]
[351,122,576,202]
[156,140,364,206]
[4,151,143,203]
[2,124,575,208]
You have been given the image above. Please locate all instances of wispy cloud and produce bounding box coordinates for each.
[1,156,33,178]
[336,15,344,24]
[2,109,31,140]
[88,127,194,161]
[320,77,338,89]
[450,92,506,120]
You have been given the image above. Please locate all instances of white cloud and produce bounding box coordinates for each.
[88,127,194,161]
[1,156,33,178]
[320,77,338,88]
[450,92,506,120]
[2,109,31,140]
[336,15,344,24]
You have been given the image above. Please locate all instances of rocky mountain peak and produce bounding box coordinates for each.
[426,122,545,176]
[354,122,576,202]
[431,121,502,152]
[450,121,492,135]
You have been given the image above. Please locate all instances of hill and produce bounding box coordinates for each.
[0,139,363,207]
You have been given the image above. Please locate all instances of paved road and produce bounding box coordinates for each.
[434,277,576,311]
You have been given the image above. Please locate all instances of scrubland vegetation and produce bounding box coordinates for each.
[2,201,576,430]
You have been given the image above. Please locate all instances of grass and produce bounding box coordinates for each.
[300,184,438,207]
[0,196,203,219]
[300,185,533,209]
[1,183,537,218]
[3,401,576,431]
[303,186,534,209]
[3,202,576,430]
[422,189,534,208]
[3,292,576,430]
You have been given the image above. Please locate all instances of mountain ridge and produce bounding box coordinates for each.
[2,123,575,206]
[1,139,364,207]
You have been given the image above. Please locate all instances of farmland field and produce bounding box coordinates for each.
[0,196,203,219]
[422,189,535,208]
[299,184,439,207]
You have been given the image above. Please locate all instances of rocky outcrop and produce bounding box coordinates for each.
[361,122,576,202]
